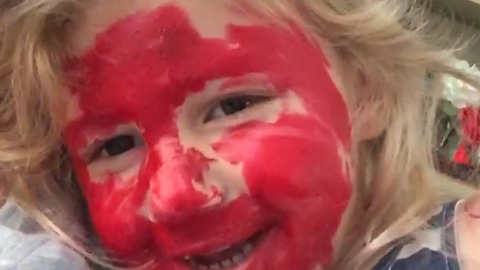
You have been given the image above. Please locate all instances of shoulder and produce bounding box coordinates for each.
[372,201,461,270]
[455,198,480,270]
[0,198,90,270]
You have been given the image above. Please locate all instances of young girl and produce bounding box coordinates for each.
[1,0,480,270]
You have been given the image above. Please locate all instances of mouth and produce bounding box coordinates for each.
[179,229,269,270]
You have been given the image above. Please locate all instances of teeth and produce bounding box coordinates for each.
[209,263,221,270]
[187,241,255,270]
[221,260,233,268]
[243,243,253,255]
[232,253,245,264]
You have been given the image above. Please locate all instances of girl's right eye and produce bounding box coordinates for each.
[91,134,144,161]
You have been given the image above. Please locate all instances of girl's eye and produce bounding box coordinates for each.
[99,135,137,157]
[205,95,271,122]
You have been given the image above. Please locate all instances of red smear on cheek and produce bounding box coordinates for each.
[216,116,349,201]
[63,4,351,269]
[69,156,154,261]
[214,115,351,265]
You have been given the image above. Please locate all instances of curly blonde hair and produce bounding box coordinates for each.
[0,0,478,269]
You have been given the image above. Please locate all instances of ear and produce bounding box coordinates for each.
[351,72,389,141]
[354,100,389,140]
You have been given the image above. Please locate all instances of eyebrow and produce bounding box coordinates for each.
[218,74,274,93]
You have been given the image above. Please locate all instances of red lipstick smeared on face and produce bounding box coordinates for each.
[64,4,352,270]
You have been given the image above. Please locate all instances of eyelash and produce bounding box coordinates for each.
[204,94,273,123]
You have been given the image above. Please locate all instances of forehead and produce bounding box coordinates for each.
[70,0,250,54]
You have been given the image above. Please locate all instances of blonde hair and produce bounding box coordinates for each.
[0,0,478,269]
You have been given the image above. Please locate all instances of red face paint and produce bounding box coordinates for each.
[64,4,352,270]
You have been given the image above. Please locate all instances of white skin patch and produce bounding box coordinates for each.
[175,74,308,205]
[66,93,84,122]
[175,79,250,205]
[337,142,353,182]
[88,148,145,185]
[283,91,308,115]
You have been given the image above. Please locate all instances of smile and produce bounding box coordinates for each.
[180,229,269,270]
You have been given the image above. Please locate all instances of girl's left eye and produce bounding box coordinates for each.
[205,95,271,122]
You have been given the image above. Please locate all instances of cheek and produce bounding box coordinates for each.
[214,115,352,210]
[245,137,349,205]
[70,158,153,259]
[90,186,153,260]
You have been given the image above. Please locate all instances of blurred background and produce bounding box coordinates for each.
[430,0,480,186]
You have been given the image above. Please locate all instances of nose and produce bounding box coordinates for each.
[143,141,223,221]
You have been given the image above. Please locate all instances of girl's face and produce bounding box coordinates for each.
[64,1,353,269]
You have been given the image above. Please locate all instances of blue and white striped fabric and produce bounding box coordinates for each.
[0,199,89,270]
[373,201,461,270]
